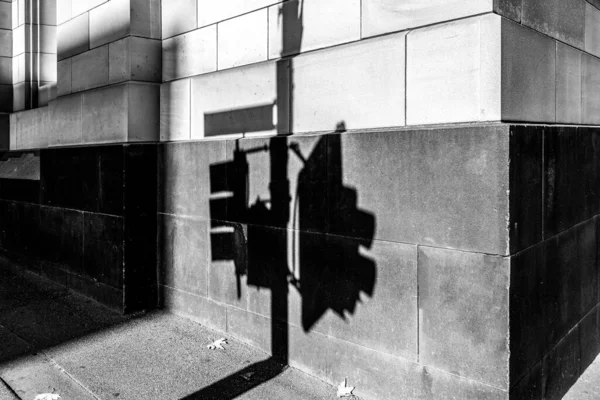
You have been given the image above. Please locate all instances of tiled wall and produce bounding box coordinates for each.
[159,3,600,144]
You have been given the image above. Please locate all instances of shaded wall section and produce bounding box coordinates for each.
[0,144,157,313]
[158,124,514,400]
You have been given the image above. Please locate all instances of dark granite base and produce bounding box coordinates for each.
[1,124,599,399]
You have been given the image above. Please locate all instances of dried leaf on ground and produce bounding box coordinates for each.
[207,338,228,350]
[337,378,354,397]
[240,372,255,381]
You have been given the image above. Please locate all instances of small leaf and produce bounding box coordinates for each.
[34,394,61,400]
[240,372,254,381]
[207,338,228,350]
[337,378,354,397]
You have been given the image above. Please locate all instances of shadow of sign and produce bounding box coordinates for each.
[182,1,377,398]
[204,104,276,137]
[208,131,377,336]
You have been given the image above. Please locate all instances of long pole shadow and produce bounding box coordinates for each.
[184,2,376,398]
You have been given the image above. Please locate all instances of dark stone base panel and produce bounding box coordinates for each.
[161,284,508,400]
[0,178,40,203]
[40,146,125,215]
[544,126,600,238]
[0,143,159,313]
[0,250,124,312]
[159,125,512,255]
[512,304,600,400]
[510,217,600,397]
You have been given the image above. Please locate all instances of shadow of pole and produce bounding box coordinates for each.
[186,4,303,398]
[186,1,377,398]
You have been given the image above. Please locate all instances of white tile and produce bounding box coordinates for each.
[82,84,128,143]
[131,0,161,39]
[0,56,10,84]
[37,53,57,82]
[11,0,17,29]
[71,45,109,92]
[129,37,161,81]
[268,0,360,58]
[89,0,130,48]
[128,82,159,141]
[13,107,49,149]
[556,43,582,124]
[582,53,600,125]
[12,53,24,83]
[197,0,277,28]
[58,12,89,59]
[27,0,56,25]
[217,9,267,70]
[501,18,556,123]
[57,0,72,24]
[72,0,107,17]
[23,53,57,82]
[12,82,24,111]
[38,83,57,107]
[17,0,23,26]
[191,61,284,138]
[57,58,71,96]
[26,25,56,54]
[40,25,57,55]
[585,2,600,57]
[48,92,82,146]
[80,82,159,144]
[160,78,190,141]
[12,24,22,55]
[108,37,128,84]
[110,37,161,84]
[293,32,406,133]
[479,13,502,122]
[362,0,493,38]
[0,28,11,56]
[162,25,217,81]
[407,15,501,125]
[0,1,11,29]
[162,0,196,39]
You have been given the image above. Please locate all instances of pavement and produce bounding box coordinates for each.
[0,260,354,400]
[2,259,600,400]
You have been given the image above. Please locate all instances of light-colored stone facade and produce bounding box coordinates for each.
[2,0,600,149]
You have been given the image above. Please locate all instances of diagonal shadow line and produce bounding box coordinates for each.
[0,376,20,398]
[180,357,287,400]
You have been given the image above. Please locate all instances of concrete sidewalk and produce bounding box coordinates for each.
[4,259,600,400]
[0,261,353,400]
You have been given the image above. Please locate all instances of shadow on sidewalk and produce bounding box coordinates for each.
[0,256,130,366]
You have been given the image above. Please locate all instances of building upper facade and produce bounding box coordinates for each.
[2,0,600,150]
